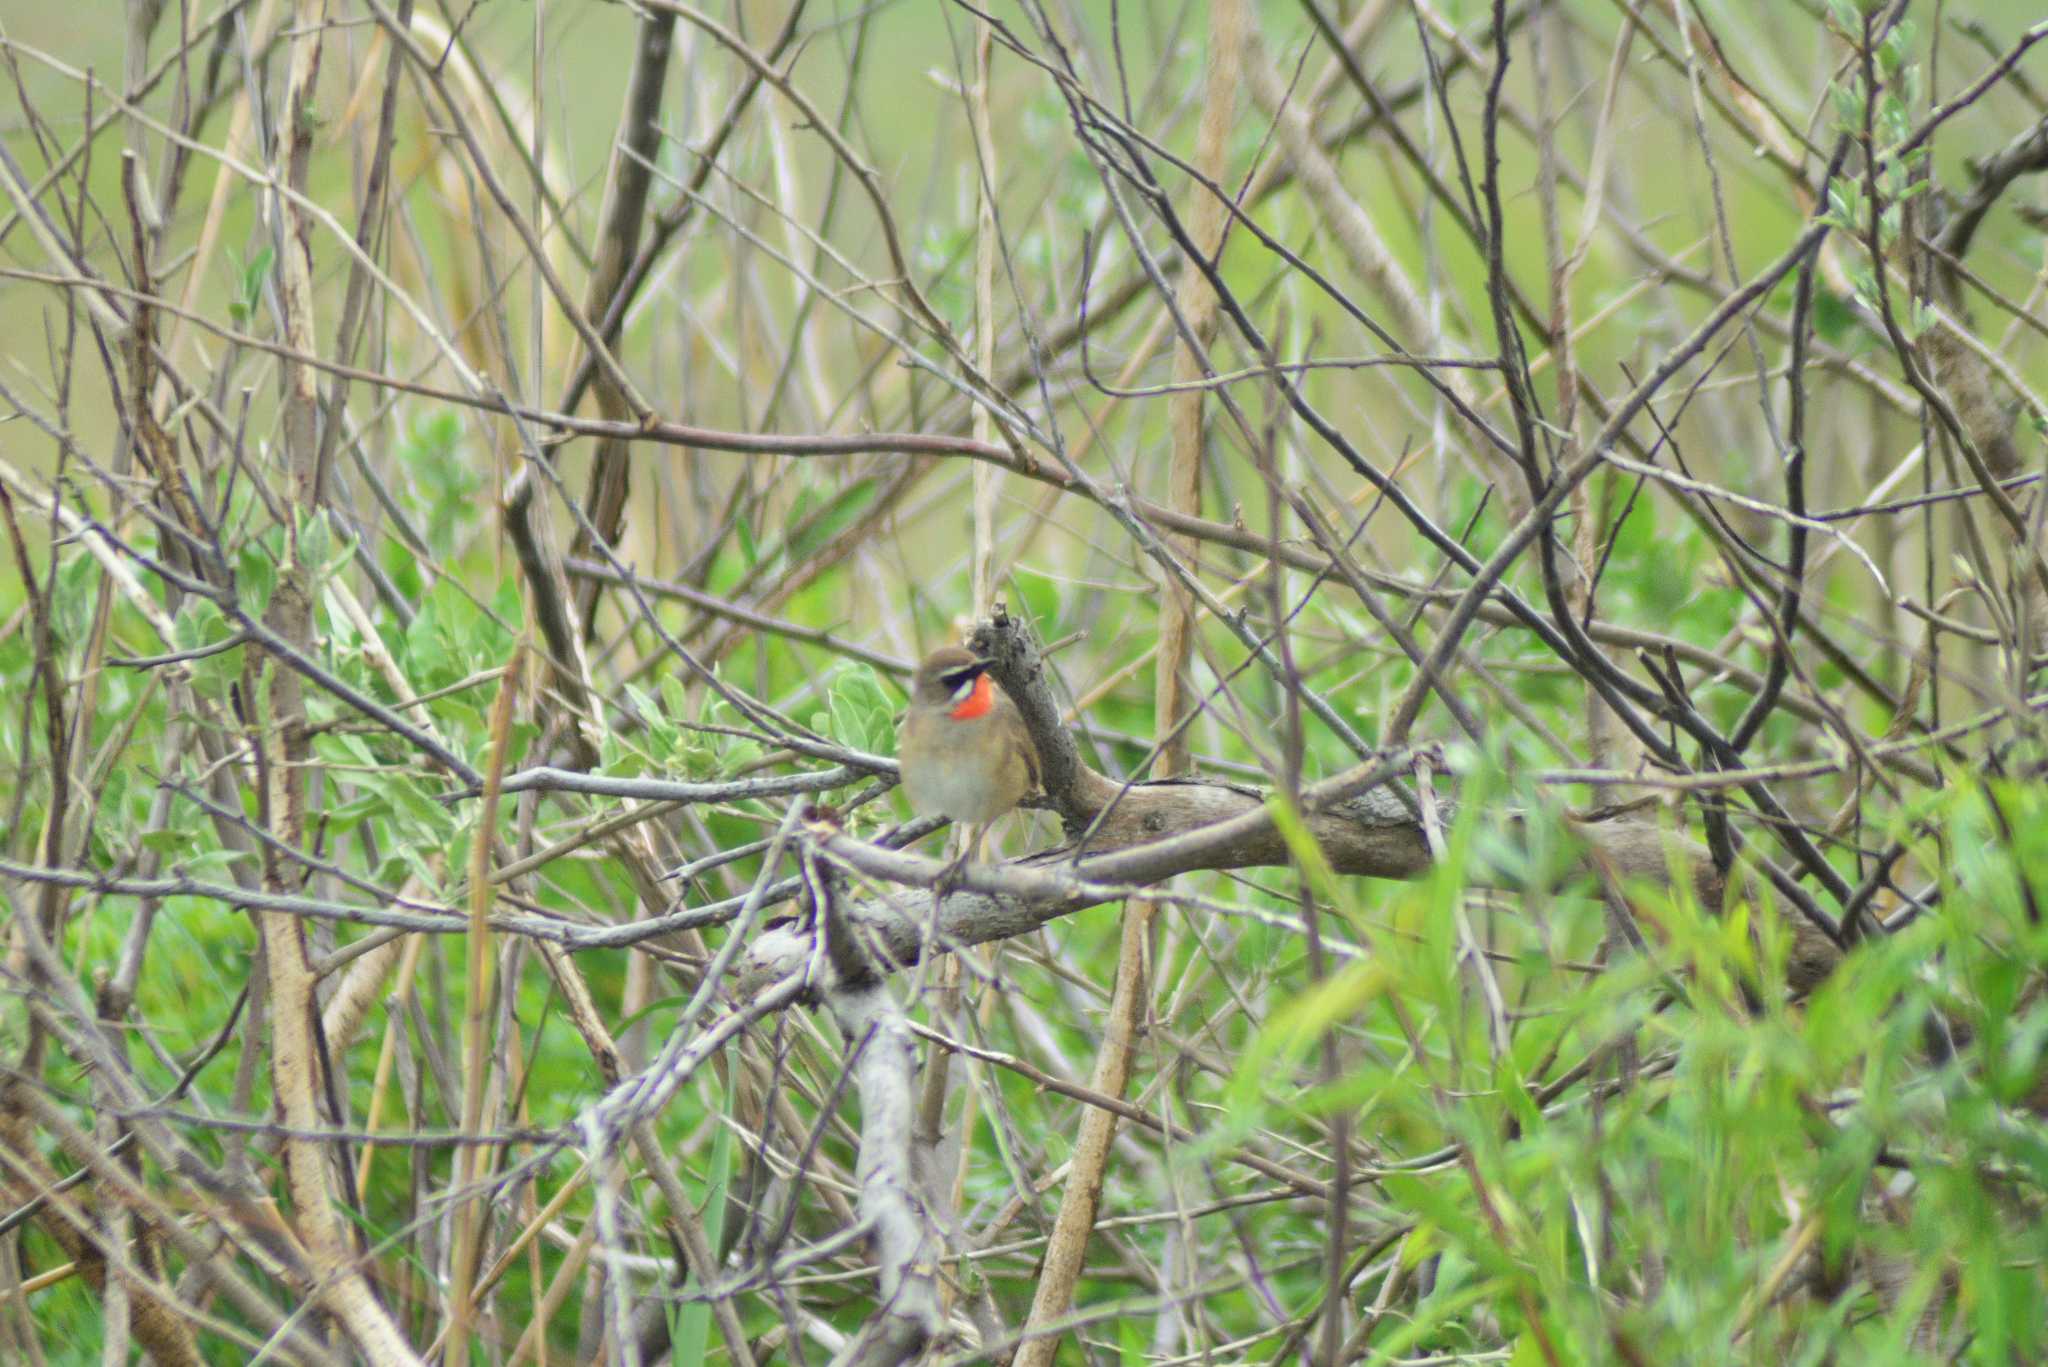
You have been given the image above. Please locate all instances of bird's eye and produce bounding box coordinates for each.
[945,670,979,704]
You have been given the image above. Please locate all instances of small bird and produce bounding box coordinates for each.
[898,646,1040,838]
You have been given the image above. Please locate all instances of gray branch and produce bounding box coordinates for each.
[811,860,944,1364]
[463,763,880,803]
[736,613,1775,997]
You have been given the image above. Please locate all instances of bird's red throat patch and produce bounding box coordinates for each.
[949,673,995,720]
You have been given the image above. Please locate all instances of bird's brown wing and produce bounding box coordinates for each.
[1000,698,1043,798]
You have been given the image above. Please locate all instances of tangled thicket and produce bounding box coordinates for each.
[2,0,2048,1362]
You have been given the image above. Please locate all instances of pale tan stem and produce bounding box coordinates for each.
[1016,4,1239,1361]
[254,7,421,1361]
[447,647,523,1367]
[971,21,1001,616]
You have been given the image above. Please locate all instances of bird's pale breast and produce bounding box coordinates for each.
[899,710,1026,825]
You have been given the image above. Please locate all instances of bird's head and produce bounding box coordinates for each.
[911,645,995,719]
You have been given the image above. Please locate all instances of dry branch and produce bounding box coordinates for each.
[738,613,1784,995]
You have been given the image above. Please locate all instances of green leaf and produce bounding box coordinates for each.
[1812,289,1858,345]
[1117,1316,1145,1367]
[826,663,895,757]
[172,597,243,691]
[659,675,689,723]
[52,551,100,642]
[786,477,879,562]
[243,245,273,297]
[321,793,386,835]
[178,848,252,879]
[228,245,273,323]
[1878,93,1909,146]
[1218,956,1391,1142]
[624,682,678,760]
[1879,21,1916,75]
[1830,80,1863,132]
[671,1084,735,1367]
[1826,181,1858,230]
[1267,793,1344,909]
[237,543,277,618]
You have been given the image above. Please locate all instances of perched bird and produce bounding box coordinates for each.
[898,646,1040,836]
